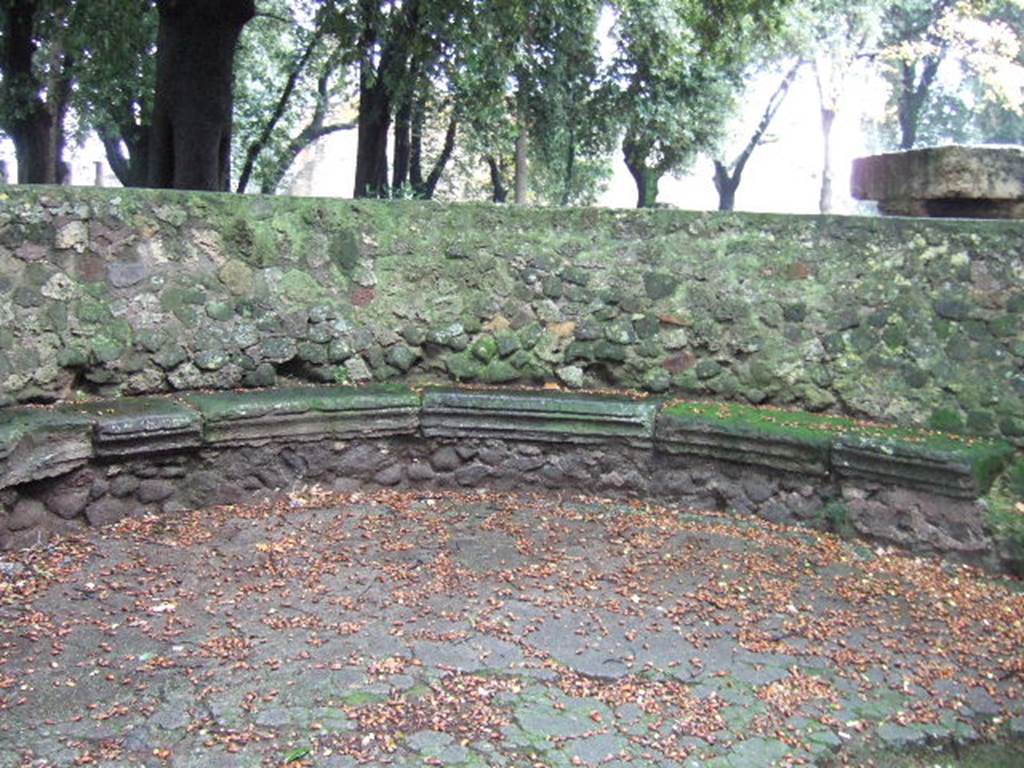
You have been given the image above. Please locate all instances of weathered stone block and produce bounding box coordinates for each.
[832,433,1012,499]
[84,397,202,458]
[421,388,658,446]
[186,385,420,445]
[0,408,93,490]
[655,402,831,476]
[851,145,1024,218]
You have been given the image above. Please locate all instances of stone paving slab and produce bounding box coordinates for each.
[0,490,1022,767]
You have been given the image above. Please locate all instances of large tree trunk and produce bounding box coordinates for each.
[147,0,255,191]
[353,80,391,198]
[624,142,658,208]
[713,160,738,211]
[10,117,56,185]
[1,0,62,184]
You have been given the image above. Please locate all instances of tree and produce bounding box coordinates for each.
[877,0,1024,149]
[451,0,611,206]
[233,1,356,194]
[712,58,802,210]
[146,0,255,190]
[798,0,882,213]
[0,0,73,184]
[71,0,156,187]
[609,0,790,208]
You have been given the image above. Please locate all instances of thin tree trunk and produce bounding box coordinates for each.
[714,60,801,211]
[897,57,941,150]
[258,65,353,194]
[100,122,150,187]
[391,94,412,194]
[259,121,354,194]
[237,26,322,193]
[819,107,835,214]
[713,160,738,211]
[514,115,528,204]
[409,91,425,191]
[416,116,456,199]
[560,139,576,207]
[487,155,508,203]
[147,0,255,190]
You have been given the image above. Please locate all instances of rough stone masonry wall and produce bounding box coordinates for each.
[1,186,1022,443]
[3,436,998,569]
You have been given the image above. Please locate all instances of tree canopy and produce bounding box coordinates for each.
[0,0,1019,201]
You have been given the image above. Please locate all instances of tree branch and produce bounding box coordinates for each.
[236,25,324,193]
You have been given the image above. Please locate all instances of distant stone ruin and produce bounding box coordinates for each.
[852,144,1024,219]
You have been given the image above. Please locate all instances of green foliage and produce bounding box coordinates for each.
[609,0,792,206]
[449,0,613,205]
[69,0,156,142]
[819,500,855,538]
[870,0,1024,148]
[986,459,1024,576]
[232,0,353,193]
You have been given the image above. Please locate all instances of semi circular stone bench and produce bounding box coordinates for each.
[0,385,1017,572]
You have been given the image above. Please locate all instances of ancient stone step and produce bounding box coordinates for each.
[82,397,202,458]
[185,385,421,445]
[0,408,93,490]
[832,433,1013,499]
[421,387,658,445]
[655,402,832,476]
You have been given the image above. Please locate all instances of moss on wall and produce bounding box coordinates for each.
[0,186,1021,445]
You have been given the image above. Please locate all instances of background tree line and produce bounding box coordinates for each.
[0,0,1021,209]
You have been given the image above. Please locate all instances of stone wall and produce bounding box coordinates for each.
[1,186,1022,444]
[2,433,1004,571]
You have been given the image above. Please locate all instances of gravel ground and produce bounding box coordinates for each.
[1,488,1022,767]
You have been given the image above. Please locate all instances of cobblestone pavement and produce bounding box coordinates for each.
[1,489,1022,767]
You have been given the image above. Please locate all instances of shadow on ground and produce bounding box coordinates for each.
[1,489,1022,767]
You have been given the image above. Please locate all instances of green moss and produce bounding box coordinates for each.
[663,399,1004,453]
[929,408,965,432]
[985,459,1024,576]
[280,269,324,303]
[818,501,855,539]
[337,691,386,707]
[471,335,499,363]
[185,384,419,422]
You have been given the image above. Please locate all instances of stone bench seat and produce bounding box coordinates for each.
[421,387,659,446]
[0,385,1017,569]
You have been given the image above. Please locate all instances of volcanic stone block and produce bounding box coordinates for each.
[421,388,658,446]
[851,145,1024,219]
[186,385,421,445]
[832,433,1012,499]
[83,397,203,458]
[655,404,831,476]
[0,408,93,490]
